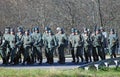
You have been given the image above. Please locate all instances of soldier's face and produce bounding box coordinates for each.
[45,31,48,33]
[18,32,22,35]
[25,32,29,35]
[11,32,14,35]
[110,31,113,34]
[96,31,99,34]
[49,32,51,35]
[101,29,103,32]
[75,32,78,35]
[35,30,39,33]
[72,32,75,35]
[58,31,62,34]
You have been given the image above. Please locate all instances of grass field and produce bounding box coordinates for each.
[0,67,120,77]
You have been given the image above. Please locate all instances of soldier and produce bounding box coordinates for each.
[69,28,76,63]
[1,27,11,64]
[16,27,24,63]
[9,28,17,64]
[30,27,36,63]
[74,30,84,63]
[45,30,57,64]
[0,31,4,64]
[92,29,103,61]
[42,26,50,63]
[22,29,32,64]
[54,27,61,57]
[108,29,118,58]
[32,27,43,64]
[100,27,107,59]
[55,27,68,64]
[83,31,92,63]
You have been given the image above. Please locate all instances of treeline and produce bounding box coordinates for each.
[0,0,120,34]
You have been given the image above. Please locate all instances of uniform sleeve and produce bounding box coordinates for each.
[54,36,58,47]
[37,34,43,46]
[64,34,68,47]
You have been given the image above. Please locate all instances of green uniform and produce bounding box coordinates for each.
[1,33,11,64]
[74,34,84,63]
[0,35,5,64]
[69,33,76,62]
[22,34,32,64]
[101,33,106,60]
[100,28,108,55]
[45,32,57,64]
[32,32,43,64]
[69,28,76,63]
[108,33,118,58]
[42,32,49,63]
[16,33,24,63]
[83,33,92,63]
[9,34,17,64]
[92,32,103,61]
[55,33,68,64]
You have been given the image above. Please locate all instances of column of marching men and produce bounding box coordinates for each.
[0,26,119,65]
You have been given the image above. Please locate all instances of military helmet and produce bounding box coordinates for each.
[17,28,21,31]
[17,26,23,30]
[5,27,10,33]
[34,27,39,31]
[45,26,50,31]
[110,29,115,33]
[17,26,22,30]
[75,29,79,33]
[10,28,15,32]
[5,27,10,31]
[17,26,23,32]
[96,28,101,32]
[100,27,105,31]
[48,30,52,34]
[18,29,22,32]
[56,27,61,31]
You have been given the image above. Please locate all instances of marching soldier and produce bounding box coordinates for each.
[100,27,107,59]
[16,27,24,63]
[45,30,57,64]
[1,27,11,64]
[74,30,84,63]
[92,29,103,61]
[54,27,60,57]
[9,28,18,64]
[83,31,92,63]
[69,28,76,63]
[0,31,4,64]
[108,29,118,58]
[42,26,51,63]
[55,27,68,64]
[32,27,43,64]
[22,29,32,64]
